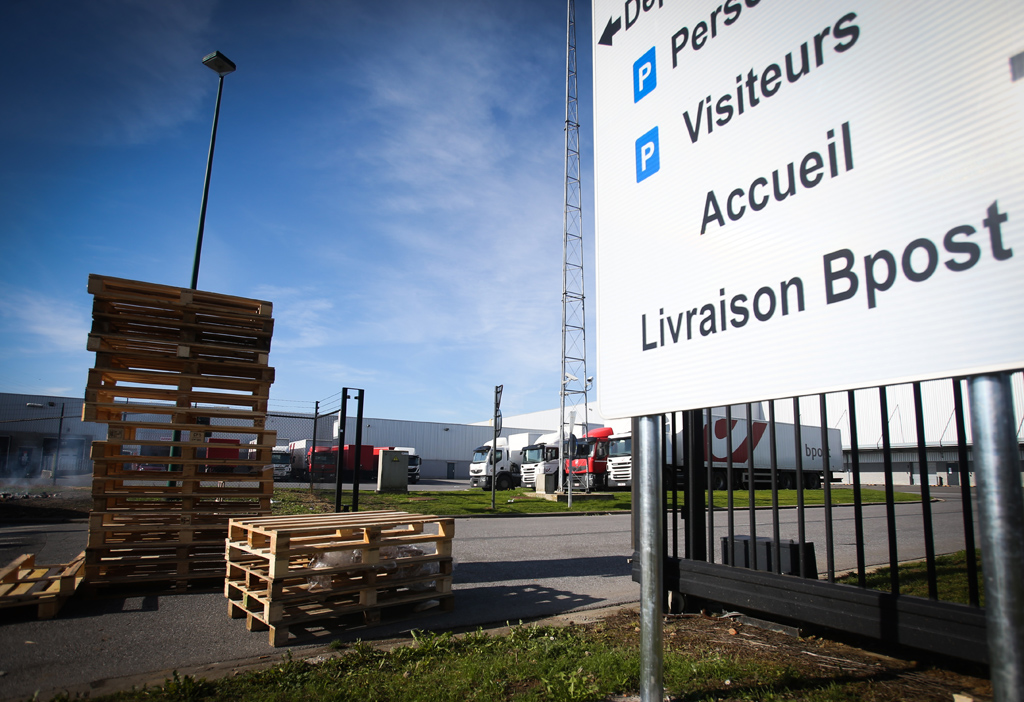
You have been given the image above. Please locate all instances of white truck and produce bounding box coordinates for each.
[520,431,561,488]
[248,441,294,480]
[606,433,633,488]
[269,445,293,481]
[605,414,842,490]
[468,432,542,491]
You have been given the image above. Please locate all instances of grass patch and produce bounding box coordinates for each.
[838,549,984,606]
[707,487,919,509]
[83,609,990,701]
[272,486,918,516]
[273,487,630,516]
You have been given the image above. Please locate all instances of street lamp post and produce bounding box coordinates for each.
[179,51,235,472]
[191,50,236,291]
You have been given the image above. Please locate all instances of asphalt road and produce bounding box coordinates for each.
[0,487,976,701]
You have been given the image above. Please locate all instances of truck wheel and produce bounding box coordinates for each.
[805,473,822,490]
[780,473,796,490]
[496,474,512,491]
[712,470,729,491]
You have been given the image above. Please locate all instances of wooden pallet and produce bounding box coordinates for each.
[87,333,270,367]
[83,275,276,595]
[229,584,455,646]
[88,274,273,316]
[84,543,227,588]
[92,495,273,515]
[224,511,455,645]
[0,552,85,619]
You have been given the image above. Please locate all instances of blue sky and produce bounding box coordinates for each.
[0,0,597,424]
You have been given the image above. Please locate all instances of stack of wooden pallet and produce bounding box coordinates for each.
[224,511,454,645]
[0,552,85,619]
[82,274,276,591]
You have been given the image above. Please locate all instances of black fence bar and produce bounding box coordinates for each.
[661,414,669,578]
[351,388,365,512]
[334,393,347,512]
[725,406,734,565]
[746,406,757,570]
[685,409,706,561]
[912,382,939,599]
[847,389,867,587]
[952,378,981,608]
[705,408,716,563]
[820,393,835,582]
[879,386,900,595]
[670,412,679,560]
[793,398,807,578]
[769,400,781,575]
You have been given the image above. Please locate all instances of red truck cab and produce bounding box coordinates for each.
[566,426,614,490]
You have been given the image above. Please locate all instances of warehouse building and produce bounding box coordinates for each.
[0,393,547,482]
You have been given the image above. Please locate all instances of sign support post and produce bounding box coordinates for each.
[491,385,502,511]
[636,414,663,702]
[967,373,1024,702]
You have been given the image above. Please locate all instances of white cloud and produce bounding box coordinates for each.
[0,291,91,354]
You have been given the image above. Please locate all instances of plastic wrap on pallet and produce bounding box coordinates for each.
[305,543,441,593]
[383,545,439,591]
[306,546,362,592]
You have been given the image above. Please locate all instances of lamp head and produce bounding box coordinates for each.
[202,51,236,77]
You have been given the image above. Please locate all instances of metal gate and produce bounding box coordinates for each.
[633,373,1024,664]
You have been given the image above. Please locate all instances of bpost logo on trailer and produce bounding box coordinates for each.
[591,1,1024,418]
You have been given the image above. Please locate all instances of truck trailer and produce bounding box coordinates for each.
[604,413,841,490]
[287,441,375,483]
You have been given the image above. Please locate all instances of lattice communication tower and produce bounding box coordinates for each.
[559,0,589,489]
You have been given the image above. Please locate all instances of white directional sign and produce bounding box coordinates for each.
[593,0,1024,419]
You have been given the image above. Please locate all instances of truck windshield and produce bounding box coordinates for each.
[608,437,631,457]
[575,441,594,458]
[313,453,334,464]
[471,448,490,463]
[523,446,544,464]
[407,455,421,467]
[271,453,290,465]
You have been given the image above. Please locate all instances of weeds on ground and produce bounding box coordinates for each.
[87,611,988,702]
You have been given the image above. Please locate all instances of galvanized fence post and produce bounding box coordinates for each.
[637,414,663,702]
[968,372,1024,702]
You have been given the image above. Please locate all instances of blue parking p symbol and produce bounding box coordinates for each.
[634,47,657,103]
[635,127,660,183]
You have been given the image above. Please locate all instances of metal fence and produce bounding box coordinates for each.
[634,372,1024,665]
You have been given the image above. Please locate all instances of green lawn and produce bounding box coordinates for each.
[272,486,919,516]
[837,549,984,606]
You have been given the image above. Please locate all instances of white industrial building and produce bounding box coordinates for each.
[0,393,548,481]
[269,413,549,480]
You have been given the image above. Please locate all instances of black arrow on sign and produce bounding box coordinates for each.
[598,16,621,46]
